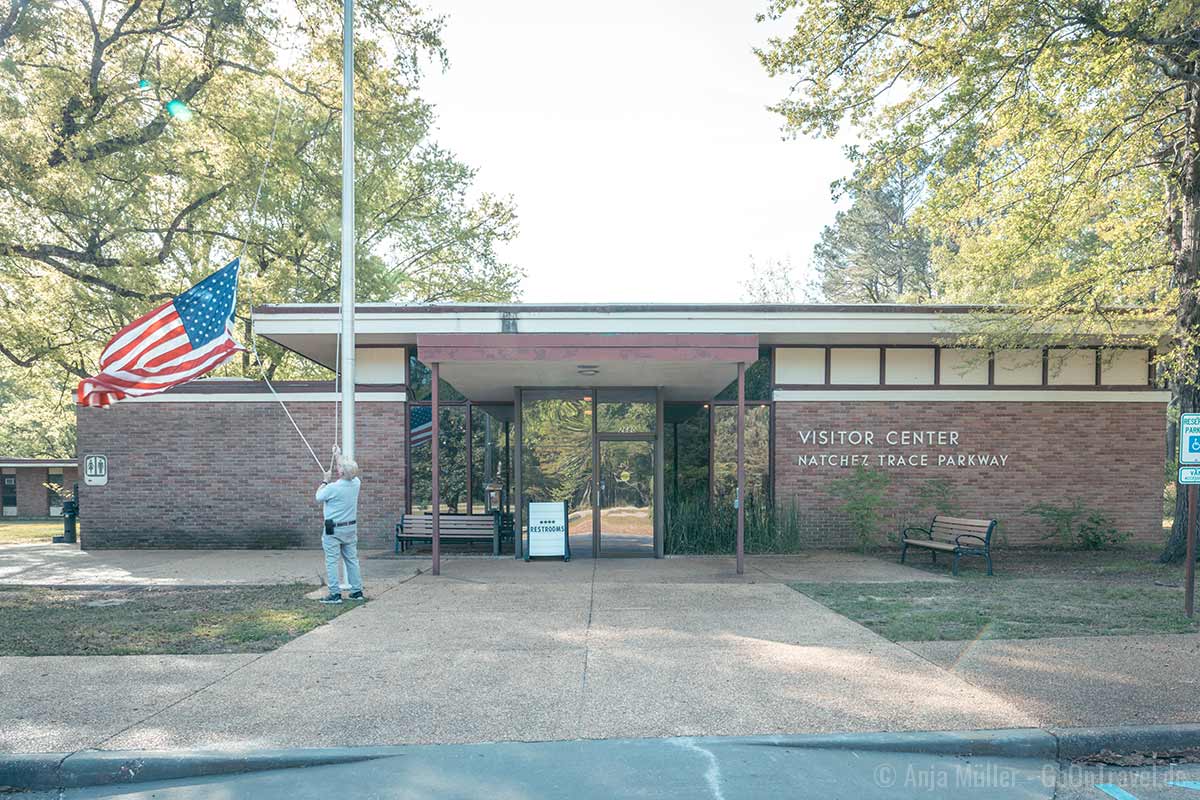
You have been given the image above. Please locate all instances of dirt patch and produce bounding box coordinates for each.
[1078,748,1200,766]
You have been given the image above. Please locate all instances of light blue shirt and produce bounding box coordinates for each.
[316,477,360,523]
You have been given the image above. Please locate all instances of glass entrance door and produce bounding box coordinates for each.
[519,388,658,558]
[597,439,654,557]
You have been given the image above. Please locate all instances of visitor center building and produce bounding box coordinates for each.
[75,303,1168,567]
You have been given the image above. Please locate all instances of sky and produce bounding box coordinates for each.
[420,0,854,303]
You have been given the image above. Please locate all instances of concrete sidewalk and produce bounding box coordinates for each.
[0,543,425,587]
[902,633,1200,727]
[0,544,944,587]
[1,552,1195,754]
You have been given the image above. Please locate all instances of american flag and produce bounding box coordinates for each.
[77,259,244,408]
[410,405,433,448]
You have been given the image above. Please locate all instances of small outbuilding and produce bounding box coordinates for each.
[0,457,78,519]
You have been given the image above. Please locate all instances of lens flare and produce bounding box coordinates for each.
[165,99,193,121]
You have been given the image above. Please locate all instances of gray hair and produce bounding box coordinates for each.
[339,459,360,479]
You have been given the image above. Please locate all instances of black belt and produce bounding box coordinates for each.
[330,520,356,527]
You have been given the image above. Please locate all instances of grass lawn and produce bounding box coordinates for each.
[0,584,354,656]
[792,545,1200,642]
[0,520,63,544]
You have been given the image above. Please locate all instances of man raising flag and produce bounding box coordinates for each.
[78,259,244,408]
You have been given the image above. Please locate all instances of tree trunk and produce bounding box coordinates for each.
[1163,384,1198,562]
[1159,74,1200,564]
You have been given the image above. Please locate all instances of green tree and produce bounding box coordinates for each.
[827,465,892,552]
[0,0,520,456]
[0,363,76,457]
[757,0,1196,560]
[812,165,934,303]
[740,256,800,303]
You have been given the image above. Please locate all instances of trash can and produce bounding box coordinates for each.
[60,483,78,544]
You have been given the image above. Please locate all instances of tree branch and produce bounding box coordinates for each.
[0,243,171,300]
[157,184,229,262]
[0,0,30,48]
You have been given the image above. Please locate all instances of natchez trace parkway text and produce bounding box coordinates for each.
[795,429,1010,469]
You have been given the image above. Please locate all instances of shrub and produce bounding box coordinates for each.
[1165,456,1178,522]
[1077,511,1132,550]
[1027,500,1130,550]
[915,477,958,516]
[663,495,807,555]
[827,465,892,553]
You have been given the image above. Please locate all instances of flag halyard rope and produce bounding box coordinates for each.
[238,89,336,473]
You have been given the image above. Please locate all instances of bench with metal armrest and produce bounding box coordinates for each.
[900,514,996,576]
[395,512,500,556]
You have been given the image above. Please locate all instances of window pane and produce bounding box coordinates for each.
[2,474,15,513]
[664,403,709,505]
[472,405,513,512]
[521,394,593,535]
[407,351,465,402]
[48,470,64,508]
[715,348,772,401]
[408,405,468,513]
[713,404,770,503]
[596,389,655,433]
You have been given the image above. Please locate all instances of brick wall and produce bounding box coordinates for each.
[8,466,74,518]
[76,402,405,549]
[15,467,47,517]
[774,401,1165,548]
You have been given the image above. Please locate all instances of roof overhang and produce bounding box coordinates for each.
[417,333,759,401]
[252,302,1166,374]
[0,459,76,469]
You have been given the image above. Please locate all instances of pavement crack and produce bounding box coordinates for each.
[580,558,598,697]
[89,650,273,750]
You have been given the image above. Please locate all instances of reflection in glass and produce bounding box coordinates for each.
[595,388,656,433]
[521,393,594,548]
[472,404,513,513]
[598,440,654,555]
[715,347,772,401]
[713,404,771,503]
[664,403,709,505]
[407,350,466,402]
[409,405,468,513]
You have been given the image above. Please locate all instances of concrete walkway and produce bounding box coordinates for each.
[0,544,944,587]
[901,633,1200,727]
[1,549,1195,754]
[0,543,423,587]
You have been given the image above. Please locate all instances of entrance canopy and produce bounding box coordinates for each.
[416,333,759,401]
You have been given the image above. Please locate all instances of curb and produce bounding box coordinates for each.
[0,746,407,792]
[4,726,1200,791]
[750,725,1200,760]
[747,728,1058,759]
[1052,724,1200,760]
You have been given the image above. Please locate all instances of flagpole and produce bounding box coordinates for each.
[339,0,356,460]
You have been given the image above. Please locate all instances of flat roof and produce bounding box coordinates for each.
[254,302,1008,314]
[0,458,76,468]
[251,302,1163,372]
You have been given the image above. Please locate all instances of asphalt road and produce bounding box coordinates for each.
[17,737,1200,800]
[14,738,1200,800]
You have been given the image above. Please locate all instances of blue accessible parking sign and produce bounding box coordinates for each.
[1181,413,1200,465]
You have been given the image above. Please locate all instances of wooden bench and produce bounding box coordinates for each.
[395,513,500,556]
[900,514,996,576]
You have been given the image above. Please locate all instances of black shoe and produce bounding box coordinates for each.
[319,593,343,604]
[348,591,365,601]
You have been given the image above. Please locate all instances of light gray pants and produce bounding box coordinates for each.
[322,529,362,595]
